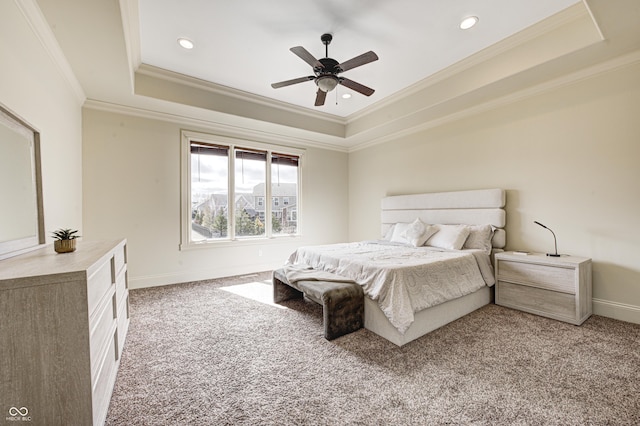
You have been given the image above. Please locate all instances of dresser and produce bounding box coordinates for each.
[494,251,592,325]
[0,239,129,425]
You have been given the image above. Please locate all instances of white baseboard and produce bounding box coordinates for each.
[593,298,640,325]
[128,261,282,289]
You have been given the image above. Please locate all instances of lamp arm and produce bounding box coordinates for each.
[548,227,558,256]
[534,221,560,257]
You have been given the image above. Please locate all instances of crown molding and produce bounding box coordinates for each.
[348,49,640,152]
[118,0,141,91]
[15,0,86,104]
[136,64,347,127]
[582,0,605,41]
[83,99,350,153]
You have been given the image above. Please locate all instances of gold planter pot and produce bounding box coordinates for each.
[54,239,76,253]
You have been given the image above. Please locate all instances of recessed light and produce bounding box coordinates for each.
[342,93,352,99]
[178,38,194,49]
[460,16,479,30]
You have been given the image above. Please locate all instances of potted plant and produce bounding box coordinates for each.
[51,228,80,253]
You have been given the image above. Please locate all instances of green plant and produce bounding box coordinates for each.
[51,228,80,241]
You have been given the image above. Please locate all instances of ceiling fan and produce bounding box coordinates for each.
[271,33,379,106]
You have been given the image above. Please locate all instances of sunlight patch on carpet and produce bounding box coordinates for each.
[220,281,288,309]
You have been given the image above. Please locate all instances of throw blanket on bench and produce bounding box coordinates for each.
[285,241,494,334]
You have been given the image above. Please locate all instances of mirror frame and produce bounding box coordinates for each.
[0,103,45,260]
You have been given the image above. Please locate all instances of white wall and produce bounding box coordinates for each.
[82,109,349,288]
[0,1,83,243]
[348,60,640,323]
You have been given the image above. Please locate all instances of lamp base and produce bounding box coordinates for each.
[546,253,561,257]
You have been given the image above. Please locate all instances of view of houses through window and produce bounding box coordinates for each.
[189,141,299,242]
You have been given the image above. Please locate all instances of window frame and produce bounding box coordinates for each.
[180,130,304,250]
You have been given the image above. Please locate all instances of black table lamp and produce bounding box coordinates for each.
[534,221,561,257]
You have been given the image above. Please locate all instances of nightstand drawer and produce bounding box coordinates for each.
[498,260,575,294]
[497,281,575,320]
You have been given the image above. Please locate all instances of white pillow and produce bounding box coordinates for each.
[382,224,395,241]
[463,224,495,254]
[401,218,437,247]
[426,224,471,250]
[389,222,411,244]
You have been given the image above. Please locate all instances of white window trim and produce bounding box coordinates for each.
[180,130,304,250]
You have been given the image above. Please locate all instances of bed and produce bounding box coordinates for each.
[284,188,506,346]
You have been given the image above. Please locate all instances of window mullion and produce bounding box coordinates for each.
[265,151,272,238]
[228,146,236,240]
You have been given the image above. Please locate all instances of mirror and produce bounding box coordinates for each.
[0,103,44,260]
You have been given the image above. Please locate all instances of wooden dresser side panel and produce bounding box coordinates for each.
[578,261,593,323]
[0,280,92,425]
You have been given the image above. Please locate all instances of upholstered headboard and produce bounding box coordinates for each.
[381,188,506,249]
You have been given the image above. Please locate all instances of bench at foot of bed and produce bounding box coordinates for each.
[272,269,364,340]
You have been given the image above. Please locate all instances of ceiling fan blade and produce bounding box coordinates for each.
[337,51,378,72]
[314,89,327,106]
[290,46,324,69]
[271,76,315,89]
[339,78,375,96]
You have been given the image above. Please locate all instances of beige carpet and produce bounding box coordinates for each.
[106,272,640,425]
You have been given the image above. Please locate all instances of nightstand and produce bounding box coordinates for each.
[494,251,592,325]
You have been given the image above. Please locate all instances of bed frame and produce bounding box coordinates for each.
[368,188,506,346]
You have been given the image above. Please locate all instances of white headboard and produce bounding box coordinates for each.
[381,188,506,249]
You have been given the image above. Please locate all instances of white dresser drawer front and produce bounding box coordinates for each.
[117,296,130,358]
[88,259,115,314]
[90,293,117,369]
[113,244,126,276]
[497,281,576,321]
[115,268,128,308]
[92,330,118,426]
[498,260,575,294]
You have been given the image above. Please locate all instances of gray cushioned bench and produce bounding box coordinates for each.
[272,269,364,340]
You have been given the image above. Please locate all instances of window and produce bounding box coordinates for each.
[181,131,302,248]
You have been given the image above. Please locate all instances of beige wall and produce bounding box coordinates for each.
[349,60,640,322]
[82,109,349,288]
[0,1,83,244]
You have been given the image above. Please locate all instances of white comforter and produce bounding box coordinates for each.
[285,241,494,334]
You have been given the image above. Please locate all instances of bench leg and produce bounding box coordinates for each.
[322,285,364,340]
[273,276,303,303]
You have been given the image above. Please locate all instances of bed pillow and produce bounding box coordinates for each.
[389,222,410,244]
[401,218,437,247]
[426,224,471,250]
[463,224,495,254]
[389,219,436,247]
[382,224,395,241]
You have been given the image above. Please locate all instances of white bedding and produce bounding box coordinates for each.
[285,241,494,334]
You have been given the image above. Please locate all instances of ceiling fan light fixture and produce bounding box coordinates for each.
[316,75,339,92]
[460,16,479,30]
[177,38,194,49]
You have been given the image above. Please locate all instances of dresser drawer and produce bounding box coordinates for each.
[90,292,117,370]
[497,281,576,321]
[115,267,128,309]
[498,260,575,294]
[113,243,127,276]
[117,295,130,359]
[92,329,118,426]
[88,258,115,314]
